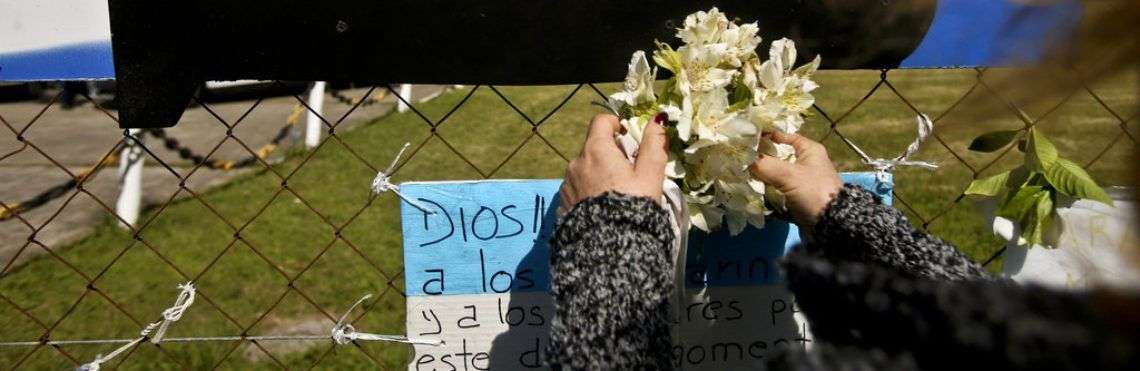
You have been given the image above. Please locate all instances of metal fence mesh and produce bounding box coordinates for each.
[0,66,1135,369]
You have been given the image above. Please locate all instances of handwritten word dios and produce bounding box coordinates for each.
[415,195,552,247]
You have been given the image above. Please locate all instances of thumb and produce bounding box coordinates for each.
[749,153,798,190]
[767,131,828,165]
[766,131,812,152]
[633,118,668,186]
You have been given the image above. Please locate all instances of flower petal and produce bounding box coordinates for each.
[769,38,797,72]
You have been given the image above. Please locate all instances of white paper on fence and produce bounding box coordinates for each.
[999,187,1140,290]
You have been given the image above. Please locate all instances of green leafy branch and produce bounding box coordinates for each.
[964,128,1113,247]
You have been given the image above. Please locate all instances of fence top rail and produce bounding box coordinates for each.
[96,0,1081,128]
[0,1,1081,127]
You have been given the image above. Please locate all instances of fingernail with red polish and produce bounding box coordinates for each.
[653,112,668,125]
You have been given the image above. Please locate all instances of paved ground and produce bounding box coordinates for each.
[0,84,447,268]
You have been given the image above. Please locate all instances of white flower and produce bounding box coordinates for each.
[621,116,646,143]
[660,97,694,141]
[719,22,761,67]
[748,39,820,134]
[758,137,796,211]
[769,38,797,72]
[759,137,797,163]
[610,51,657,107]
[685,139,757,181]
[710,178,766,235]
[676,43,737,94]
[609,8,824,236]
[771,109,807,133]
[677,7,729,46]
[666,151,686,179]
[794,54,822,78]
[690,201,725,232]
[686,89,758,151]
[741,57,762,90]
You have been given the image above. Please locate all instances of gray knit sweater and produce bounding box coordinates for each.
[546,184,1138,370]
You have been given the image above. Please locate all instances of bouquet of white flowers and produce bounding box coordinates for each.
[608,7,821,235]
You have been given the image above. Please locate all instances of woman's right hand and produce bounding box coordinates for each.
[558,113,668,213]
[749,132,843,230]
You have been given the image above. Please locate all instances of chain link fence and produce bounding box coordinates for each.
[0,66,1135,369]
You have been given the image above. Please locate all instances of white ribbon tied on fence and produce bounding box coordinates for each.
[150,282,196,343]
[371,143,435,214]
[842,114,939,183]
[62,291,439,369]
[77,282,196,371]
[331,294,442,346]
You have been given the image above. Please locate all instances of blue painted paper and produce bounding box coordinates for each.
[684,172,891,288]
[401,180,562,297]
[0,41,115,81]
[401,173,893,296]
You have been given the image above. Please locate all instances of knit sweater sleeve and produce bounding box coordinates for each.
[545,192,676,370]
[777,184,1139,370]
[809,183,989,280]
[777,254,1137,371]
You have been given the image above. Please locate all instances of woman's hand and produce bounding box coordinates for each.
[749,132,842,229]
[559,114,669,212]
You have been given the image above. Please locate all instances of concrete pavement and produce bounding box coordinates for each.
[0,85,446,268]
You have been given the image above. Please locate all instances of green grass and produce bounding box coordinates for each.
[0,69,1135,369]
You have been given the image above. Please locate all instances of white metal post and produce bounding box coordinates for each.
[116,128,145,228]
[305,81,327,148]
[397,84,412,113]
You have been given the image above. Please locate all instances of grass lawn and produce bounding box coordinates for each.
[0,69,1135,370]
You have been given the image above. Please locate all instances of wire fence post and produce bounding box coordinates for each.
[305,81,327,148]
[397,84,412,112]
[115,128,145,228]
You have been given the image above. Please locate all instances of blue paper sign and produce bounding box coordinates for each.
[401,180,562,296]
[400,174,892,370]
[401,173,890,296]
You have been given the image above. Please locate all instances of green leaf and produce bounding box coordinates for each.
[997,186,1044,222]
[1019,190,1055,246]
[1045,158,1114,206]
[1026,128,1058,171]
[652,41,682,74]
[1027,172,1049,187]
[658,78,681,106]
[793,55,822,77]
[728,99,750,113]
[1006,165,1030,188]
[728,78,753,112]
[968,130,1019,152]
[965,171,1009,196]
[664,126,686,153]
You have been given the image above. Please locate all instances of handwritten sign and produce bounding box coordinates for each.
[402,174,891,370]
